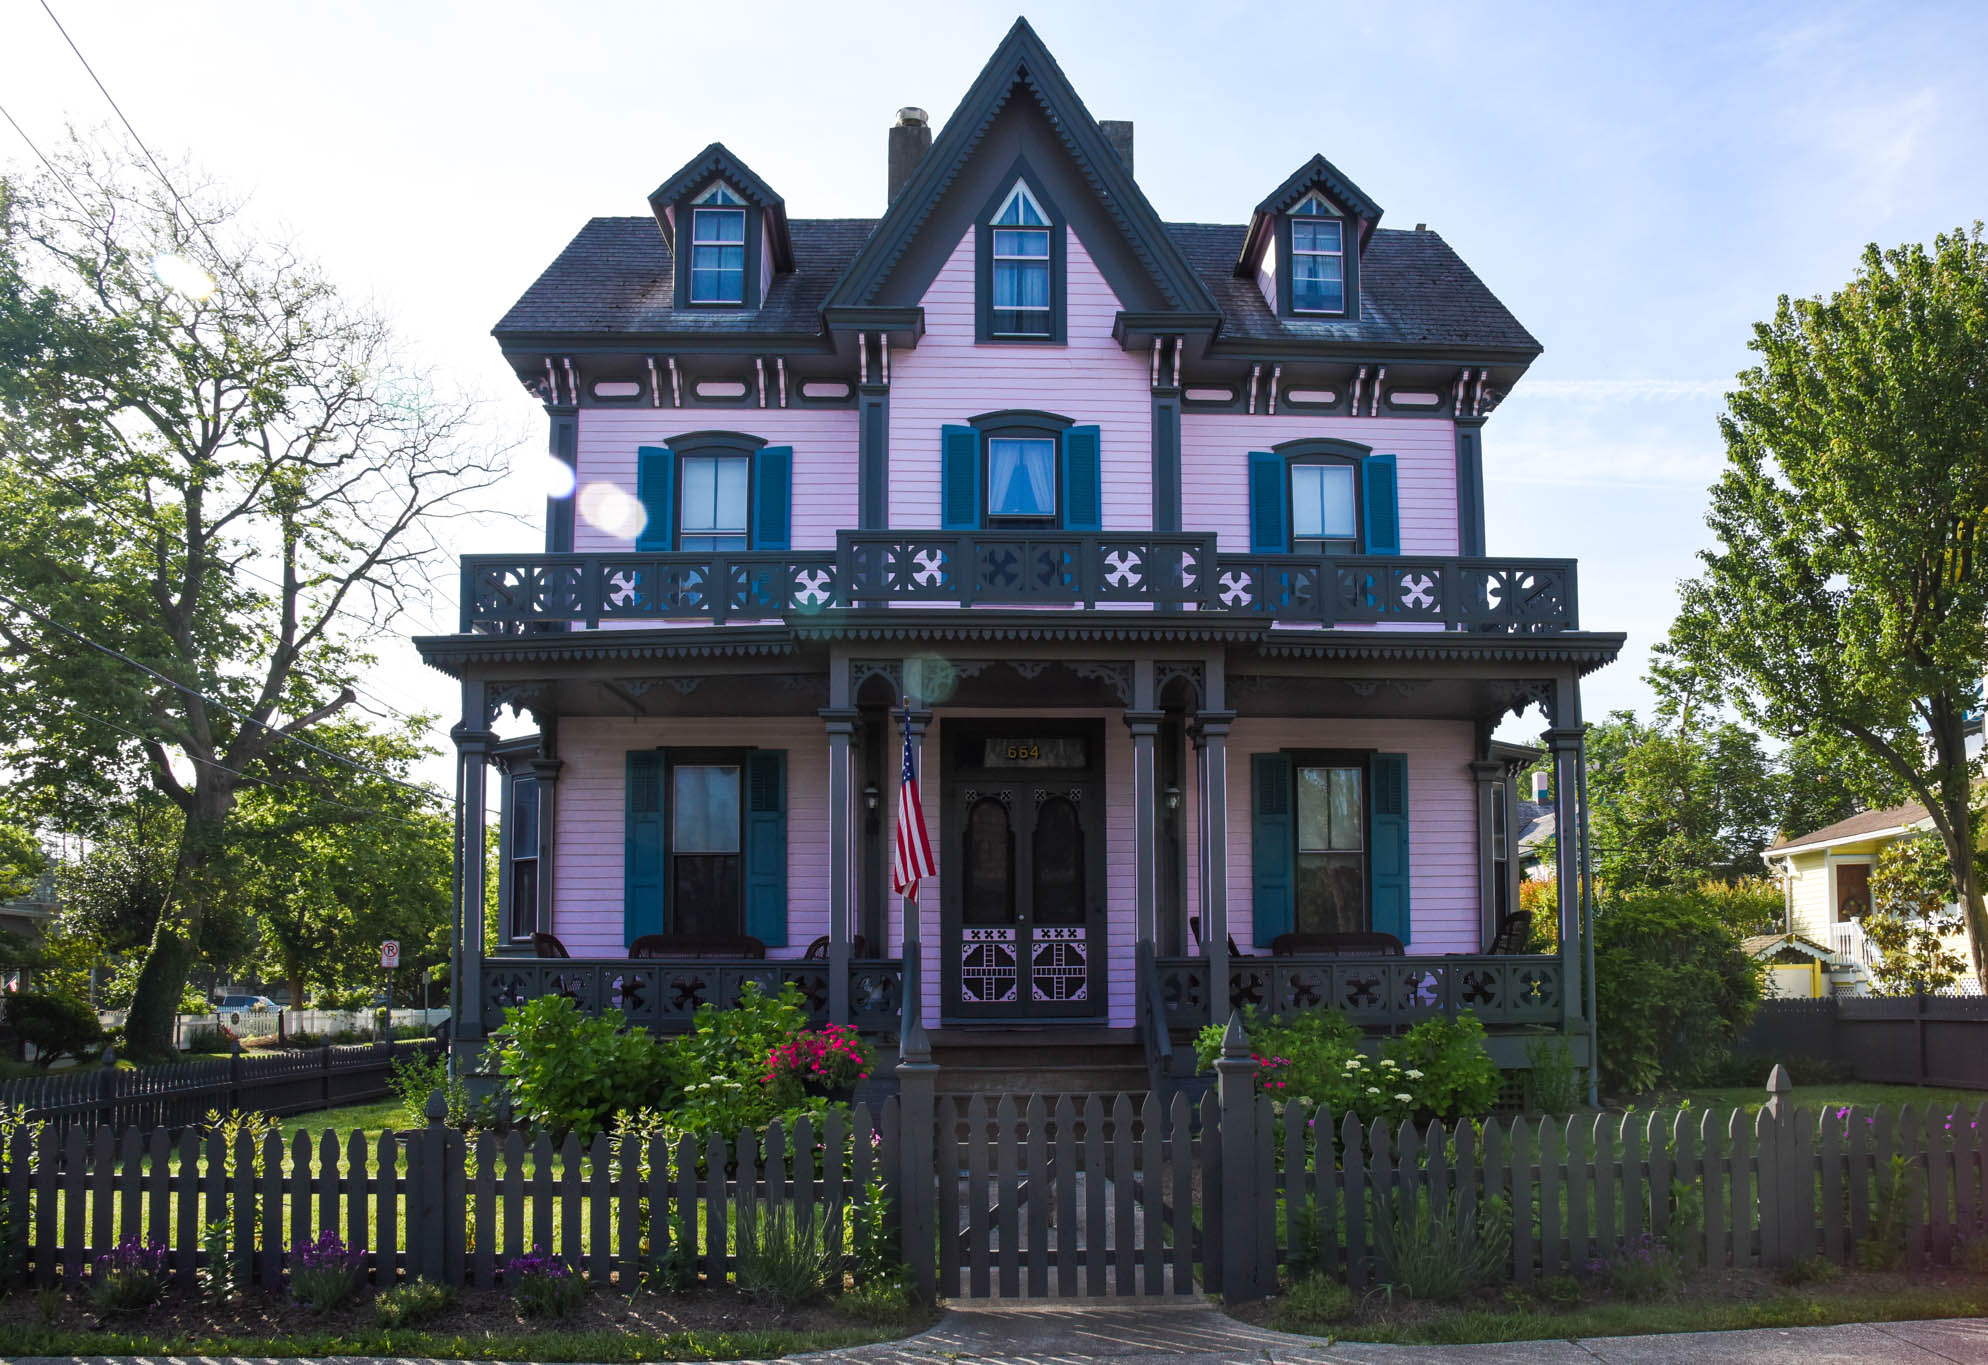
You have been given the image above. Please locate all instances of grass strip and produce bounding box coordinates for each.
[0,1322,916,1361]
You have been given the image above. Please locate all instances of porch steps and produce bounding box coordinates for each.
[928,1025,1150,1098]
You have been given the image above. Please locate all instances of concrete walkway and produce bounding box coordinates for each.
[16,1304,1988,1363]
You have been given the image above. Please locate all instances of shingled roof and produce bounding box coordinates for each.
[494,215,1538,353]
[1764,801,1931,856]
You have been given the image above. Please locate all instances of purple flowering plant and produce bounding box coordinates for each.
[511,1245,585,1318]
[91,1234,169,1313]
[290,1229,364,1310]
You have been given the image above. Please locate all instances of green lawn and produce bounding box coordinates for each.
[278,1097,410,1144]
[1674,1082,1988,1117]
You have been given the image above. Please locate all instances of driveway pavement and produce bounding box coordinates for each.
[17,1303,1988,1364]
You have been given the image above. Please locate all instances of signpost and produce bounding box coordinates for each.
[379,941,399,1042]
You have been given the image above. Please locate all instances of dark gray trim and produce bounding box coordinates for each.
[545,408,577,554]
[1252,154,1384,233]
[1151,393,1181,533]
[671,195,763,313]
[1455,420,1487,557]
[969,409,1075,528]
[974,158,1067,345]
[646,141,793,271]
[859,387,889,529]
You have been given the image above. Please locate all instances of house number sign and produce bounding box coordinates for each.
[983,737,1088,769]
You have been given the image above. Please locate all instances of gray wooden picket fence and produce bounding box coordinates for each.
[2,1034,1984,1303]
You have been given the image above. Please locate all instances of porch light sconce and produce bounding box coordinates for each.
[1163,784,1182,813]
[862,781,880,813]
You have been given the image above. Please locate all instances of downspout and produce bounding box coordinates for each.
[446,746,466,1082]
[1577,736,1599,1108]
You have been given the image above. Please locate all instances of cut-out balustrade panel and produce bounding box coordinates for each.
[479,958,903,1034]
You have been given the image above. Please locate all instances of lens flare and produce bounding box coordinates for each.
[527,453,577,501]
[578,481,645,540]
[151,252,216,301]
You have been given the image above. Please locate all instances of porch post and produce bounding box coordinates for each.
[1126,659,1161,953]
[898,703,933,1031]
[1193,709,1235,1029]
[530,724,562,941]
[452,679,494,1064]
[1548,673,1586,1041]
[822,706,859,1025]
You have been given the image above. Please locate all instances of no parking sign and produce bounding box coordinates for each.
[380,940,400,969]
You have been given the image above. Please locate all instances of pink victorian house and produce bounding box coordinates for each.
[422,20,1618,1090]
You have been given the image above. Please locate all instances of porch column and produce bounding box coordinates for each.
[1193,709,1235,1027]
[1548,673,1586,1040]
[821,707,859,1025]
[451,679,495,1060]
[898,704,933,1031]
[1126,659,1161,952]
[1469,753,1504,952]
[530,728,562,941]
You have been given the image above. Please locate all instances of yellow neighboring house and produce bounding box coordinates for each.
[1761,801,1970,996]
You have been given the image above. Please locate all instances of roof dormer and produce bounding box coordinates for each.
[648,142,793,311]
[1237,155,1383,322]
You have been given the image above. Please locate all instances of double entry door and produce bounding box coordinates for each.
[941,721,1106,1018]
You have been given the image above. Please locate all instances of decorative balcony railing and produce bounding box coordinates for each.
[479,957,905,1035]
[461,534,1578,634]
[1153,953,1567,1031]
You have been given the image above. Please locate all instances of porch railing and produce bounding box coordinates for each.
[479,957,904,1035]
[460,534,1578,633]
[1154,952,1566,1031]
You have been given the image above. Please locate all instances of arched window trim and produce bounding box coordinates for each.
[974,157,1068,345]
[971,409,1074,527]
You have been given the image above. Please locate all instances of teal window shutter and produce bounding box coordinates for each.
[1247,451,1287,553]
[1250,752,1295,945]
[743,750,788,948]
[1369,752,1411,945]
[1362,454,1400,554]
[750,445,793,550]
[636,446,676,551]
[624,750,666,946]
[1061,425,1103,531]
[941,425,981,529]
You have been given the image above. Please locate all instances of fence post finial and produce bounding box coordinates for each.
[1219,1009,1249,1060]
[425,1087,449,1124]
[1764,1063,1792,1120]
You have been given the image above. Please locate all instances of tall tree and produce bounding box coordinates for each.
[0,139,498,1057]
[1582,710,1780,891]
[1655,227,1988,988]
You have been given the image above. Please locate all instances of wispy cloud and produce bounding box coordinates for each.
[1518,379,1729,401]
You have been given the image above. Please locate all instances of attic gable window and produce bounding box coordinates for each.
[689,183,748,304]
[1290,194,1345,314]
[989,183,1052,338]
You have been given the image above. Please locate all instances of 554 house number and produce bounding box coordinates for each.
[983,737,1087,769]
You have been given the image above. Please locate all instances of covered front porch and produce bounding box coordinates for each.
[422,615,1618,1076]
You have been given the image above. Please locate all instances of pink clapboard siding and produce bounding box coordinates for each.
[1184,717,1480,956]
[571,406,859,552]
[883,710,1136,1029]
[1181,412,1460,554]
[888,227,1151,530]
[550,717,831,959]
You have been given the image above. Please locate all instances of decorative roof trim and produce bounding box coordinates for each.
[1238,154,1385,276]
[1254,631,1626,675]
[646,142,794,272]
[822,18,1215,318]
[413,627,799,677]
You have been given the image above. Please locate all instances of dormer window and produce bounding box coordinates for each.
[1290,194,1345,314]
[976,170,1065,343]
[990,184,1051,337]
[689,183,747,304]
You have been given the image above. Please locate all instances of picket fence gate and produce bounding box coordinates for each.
[3,1040,1986,1303]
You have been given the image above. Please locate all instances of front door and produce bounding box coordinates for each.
[941,721,1107,1018]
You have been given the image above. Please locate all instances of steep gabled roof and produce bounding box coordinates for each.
[647,142,794,272]
[1764,801,1931,856]
[823,17,1216,318]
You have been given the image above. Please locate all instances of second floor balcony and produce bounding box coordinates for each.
[461,531,1579,635]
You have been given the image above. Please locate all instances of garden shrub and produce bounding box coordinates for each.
[290,1229,364,1310]
[510,1248,585,1317]
[5,988,103,1067]
[660,983,850,1143]
[91,1235,169,1313]
[833,1277,912,1323]
[1368,1184,1508,1300]
[375,1277,454,1327]
[1784,1253,1841,1285]
[1587,1231,1680,1299]
[1270,1273,1354,1330]
[1522,1035,1584,1113]
[1593,890,1761,1096]
[1193,1006,1498,1122]
[388,1050,467,1129]
[736,1205,830,1306]
[1535,1273,1583,1308]
[495,994,670,1137]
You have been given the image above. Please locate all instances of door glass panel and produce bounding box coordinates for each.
[962,798,1015,926]
[673,765,741,852]
[1031,795,1085,925]
[1298,765,1365,934]
[672,855,741,939]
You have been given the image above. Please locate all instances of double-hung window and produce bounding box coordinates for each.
[1296,763,1365,934]
[678,455,749,550]
[507,771,540,943]
[1290,463,1358,553]
[1290,194,1345,314]
[989,183,1052,337]
[986,437,1057,519]
[689,183,747,304]
[669,758,743,940]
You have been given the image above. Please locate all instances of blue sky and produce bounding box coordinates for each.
[4,0,1986,774]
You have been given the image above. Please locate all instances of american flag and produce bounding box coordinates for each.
[891,713,937,898]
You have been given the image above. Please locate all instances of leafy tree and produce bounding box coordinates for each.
[4,989,103,1067]
[0,139,497,1057]
[1583,711,1780,890]
[1593,889,1763,1097]
[1655,228,1988,989]
[1866,835,1968,995]
[220,714,451,1008]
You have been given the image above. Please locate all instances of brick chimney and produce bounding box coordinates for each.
[888,107,932,204]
